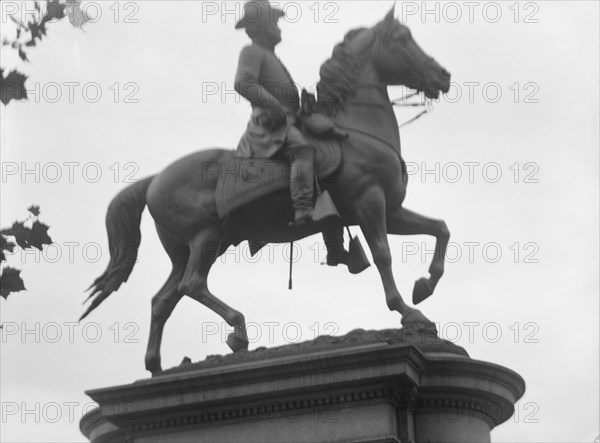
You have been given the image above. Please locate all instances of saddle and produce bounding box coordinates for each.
[215,135,342,218]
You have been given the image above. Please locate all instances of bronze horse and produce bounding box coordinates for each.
[82,9,451,373]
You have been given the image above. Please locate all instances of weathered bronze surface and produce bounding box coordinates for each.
[82,7,452,374]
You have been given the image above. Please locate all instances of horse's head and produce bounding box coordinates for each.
[373,7,451,99]
[317,7,451,112]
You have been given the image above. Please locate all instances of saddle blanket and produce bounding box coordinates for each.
[215,137,341,218]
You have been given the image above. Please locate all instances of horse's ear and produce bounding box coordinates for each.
[384,5,395,23]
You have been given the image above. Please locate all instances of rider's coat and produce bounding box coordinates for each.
[234,43,303,159]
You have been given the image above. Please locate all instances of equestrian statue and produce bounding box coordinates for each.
[81,3,452,374]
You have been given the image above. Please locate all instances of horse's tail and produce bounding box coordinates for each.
[80,176,154,321]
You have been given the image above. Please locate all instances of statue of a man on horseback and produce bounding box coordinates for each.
[82,6,453,374]
[234,1,351,267]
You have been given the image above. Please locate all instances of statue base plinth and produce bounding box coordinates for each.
[81,327,524,443]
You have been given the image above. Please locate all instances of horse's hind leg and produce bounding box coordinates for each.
[387,206,449,305]
[145,228,188,374]
[178,229,249,353]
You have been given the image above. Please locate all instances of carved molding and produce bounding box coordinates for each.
[129,386,395,434]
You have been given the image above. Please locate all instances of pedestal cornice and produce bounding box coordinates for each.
[81,328,525,443]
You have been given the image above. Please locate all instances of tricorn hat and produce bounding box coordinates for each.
[235,1,285,29]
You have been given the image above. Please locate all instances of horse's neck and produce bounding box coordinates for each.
[336,76,401,154]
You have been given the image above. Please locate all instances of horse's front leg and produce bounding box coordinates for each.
[387,206,450,305]
[354,187,428,324]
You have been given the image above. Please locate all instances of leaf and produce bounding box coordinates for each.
[0,235,16,263]
[1,221,31,249]
[29,221,52,250]
[0,70,28,105]
[18,47,29,62]
[0,267,26,299]
[29,22,42,43]
[28,205,40,217]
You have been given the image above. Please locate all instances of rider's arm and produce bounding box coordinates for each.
[234,45,284,111]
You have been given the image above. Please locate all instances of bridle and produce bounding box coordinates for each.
[391,91,434,128]
[342,85,434,129]
[350,33,436,129]
[375,35,436,128]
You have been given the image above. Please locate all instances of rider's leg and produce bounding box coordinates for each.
[284,127,316,224]
[323,223,349,266]
[290,144,316,222]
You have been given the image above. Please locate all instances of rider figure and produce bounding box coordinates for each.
[234,1,349,266]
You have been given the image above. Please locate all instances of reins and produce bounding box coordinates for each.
[391,91,434,128]
[372,35,435,129]
[343,86,434,129]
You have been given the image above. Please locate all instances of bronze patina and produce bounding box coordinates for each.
[82,7,452,374]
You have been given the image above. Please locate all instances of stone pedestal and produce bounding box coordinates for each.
[80,326,525,443]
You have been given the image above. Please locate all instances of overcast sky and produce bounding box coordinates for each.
[1,1,598,442]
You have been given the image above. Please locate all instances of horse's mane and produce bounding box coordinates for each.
[316,28,366,115]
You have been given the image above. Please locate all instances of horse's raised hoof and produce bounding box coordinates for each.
[412,277,434,305]
[227,333,249,353]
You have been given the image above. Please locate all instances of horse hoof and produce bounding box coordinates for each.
[227,333,249,353]
[145,355,162,374]
[412,278,433,305]
[401,308,434,327]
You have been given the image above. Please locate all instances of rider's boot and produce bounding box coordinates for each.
[323,224,349,267]
[324,224,371,274]
[289,144,316,227]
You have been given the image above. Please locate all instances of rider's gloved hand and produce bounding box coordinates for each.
[267,104,287,130]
